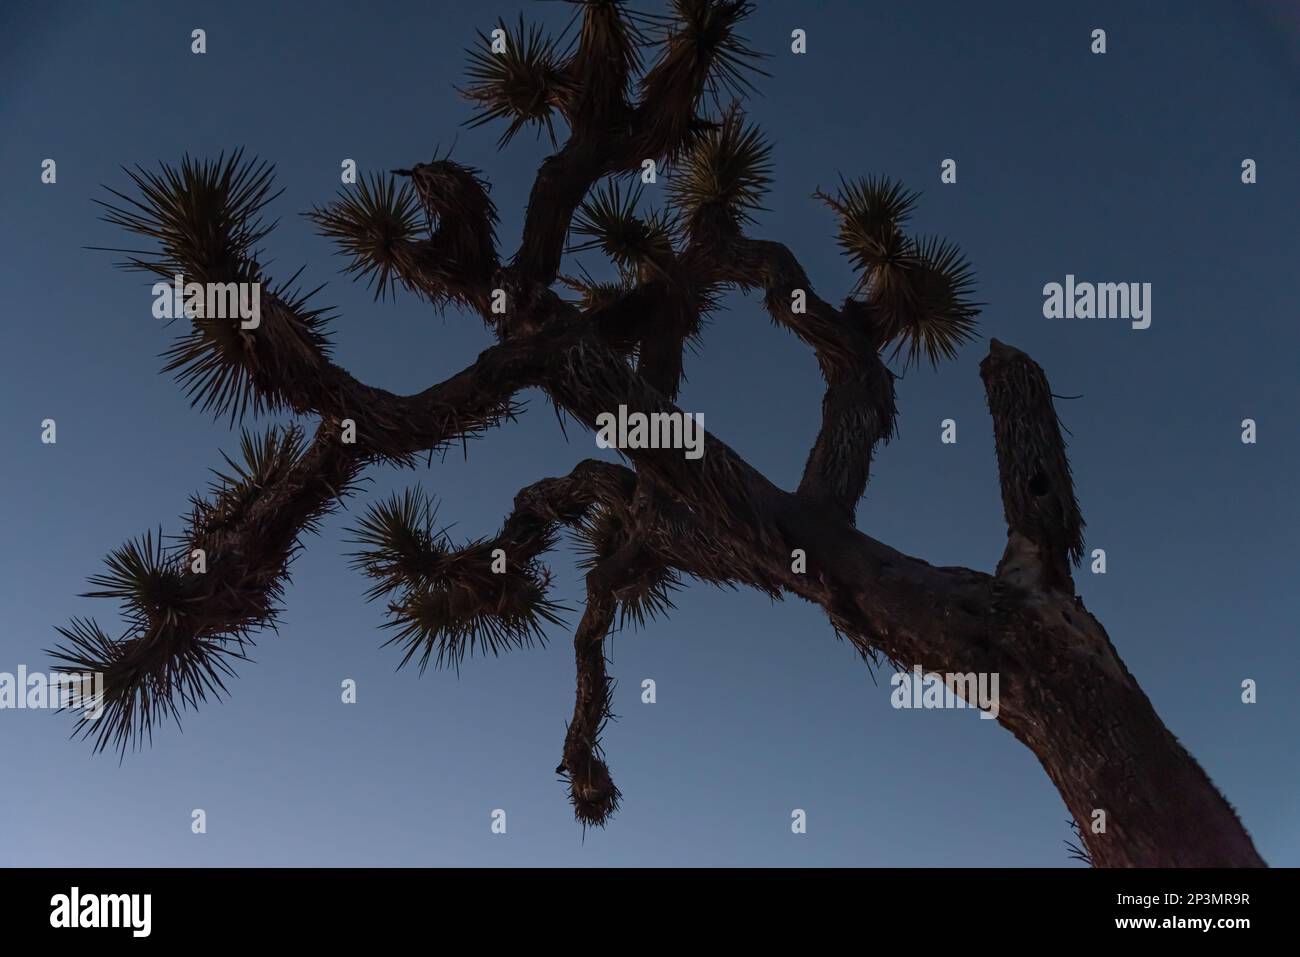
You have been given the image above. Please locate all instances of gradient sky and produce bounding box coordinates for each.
[1,0,1296,866]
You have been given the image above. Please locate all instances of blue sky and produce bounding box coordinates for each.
[0,0,1296,866]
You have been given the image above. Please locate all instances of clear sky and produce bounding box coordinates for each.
[1,0,1296,866]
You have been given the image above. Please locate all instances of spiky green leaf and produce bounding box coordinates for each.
[306,173,422,301]
[349,489,565,671]
[82,529,189,629]
[668,105,772,228]
[817,174,919,281]
[49,616,248,756]
[821,176,980,367]
[346,488,452,602]
[461,15,573,146]
[570,177,675,275]
[887,234,981,367]
[93,149,279,283]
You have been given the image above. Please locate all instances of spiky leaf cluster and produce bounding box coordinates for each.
[571,178,675,279]
[159,272,334,423]
[306,173,422,300]
[48,531,238,756]
[894,235,981,365]
[640,1,767,116]
[81,529,191,632]
[95,149,279,283]
[819,175,980,367]
[346,488,451,601]
[668,105,772,231]
[462,16,574,145]
[49,617,247,757]
[348,489,565,671]
[96,152,335,422]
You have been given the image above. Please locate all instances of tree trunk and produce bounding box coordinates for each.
[997,599,1264,867]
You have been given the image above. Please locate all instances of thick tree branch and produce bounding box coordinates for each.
[980,338,1085,593]
[710,235,869,363]
[796,363,896,524]
[703,235,898,520]
[50,423,363,752]
[513,136,629,284]
[558,549,627,827]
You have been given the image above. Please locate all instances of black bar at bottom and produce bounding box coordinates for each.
[0,866,1287,941]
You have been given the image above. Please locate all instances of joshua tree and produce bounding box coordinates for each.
[52,0,1263,867]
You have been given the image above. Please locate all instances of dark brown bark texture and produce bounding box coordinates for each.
[63,2,1263,866]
